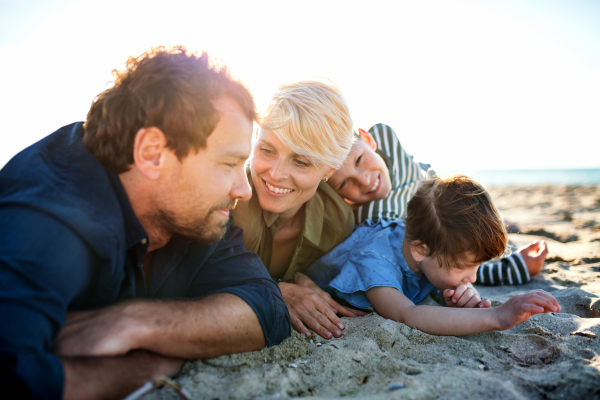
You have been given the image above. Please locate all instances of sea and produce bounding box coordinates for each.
[437,169,600,188]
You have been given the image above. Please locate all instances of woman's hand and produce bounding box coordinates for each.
[279,273,368,339]
[294,272,369,318]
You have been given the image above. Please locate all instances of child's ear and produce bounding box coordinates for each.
[358,128,377,151]
[410,242,430,263]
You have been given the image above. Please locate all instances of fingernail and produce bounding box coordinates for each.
[324,331,332,339]
[305,331,311,337]
[337,323,344,330]
[452,298,457,303]
[334,329,342,337]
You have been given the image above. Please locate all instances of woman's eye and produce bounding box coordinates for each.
[294,159,309,167]
[260,148,272,154]
[355,155,362,166]
[339,180,347,189]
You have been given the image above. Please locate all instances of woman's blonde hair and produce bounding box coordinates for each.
[261,79,354,169]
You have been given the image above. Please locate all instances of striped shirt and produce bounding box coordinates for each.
[361,123,530,286]
[356,123,427,224]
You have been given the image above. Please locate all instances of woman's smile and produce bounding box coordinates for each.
[251,128,335,217]
[263,178,295,195]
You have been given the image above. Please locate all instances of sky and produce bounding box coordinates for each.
[1,0,599,172]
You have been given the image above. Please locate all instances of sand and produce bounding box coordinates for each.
[143,185,600,400]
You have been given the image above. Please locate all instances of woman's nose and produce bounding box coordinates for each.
[269,158,288,181]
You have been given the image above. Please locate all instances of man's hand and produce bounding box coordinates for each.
[55,303,140,357]
[62,350,184,400]
[443,284,491,308]
[493,290,560,331]
[518,240,548,277]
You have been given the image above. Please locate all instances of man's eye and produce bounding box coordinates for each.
[339,180,347,189]
[355,155,362,165]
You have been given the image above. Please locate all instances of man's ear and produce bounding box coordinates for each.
[410,242,430,263]
[358,128,377,151]
[132,127,169,180]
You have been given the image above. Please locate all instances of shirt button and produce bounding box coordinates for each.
[140,238,147,245]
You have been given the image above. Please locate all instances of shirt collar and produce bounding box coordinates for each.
[257,180,326,246]
[107,171,148,250]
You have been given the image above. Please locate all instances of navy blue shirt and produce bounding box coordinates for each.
[0,123,290,400]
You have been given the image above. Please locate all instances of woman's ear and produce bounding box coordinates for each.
[358,128,377,151]
[410,242,430,263]
[132,127,169,180]
[323,166,337,182]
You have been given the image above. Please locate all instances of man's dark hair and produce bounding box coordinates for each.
[405,174,507,270]
[82,45,257,173]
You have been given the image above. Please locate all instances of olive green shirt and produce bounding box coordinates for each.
[232,175,355,282]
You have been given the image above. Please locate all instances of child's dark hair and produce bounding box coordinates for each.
[405,174,507,270]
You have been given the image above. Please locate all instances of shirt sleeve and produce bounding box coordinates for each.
[475,254,531,285]
[186,221,291,347]
[0,206,97,400]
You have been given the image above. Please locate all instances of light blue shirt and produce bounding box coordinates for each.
[305,219,435,310]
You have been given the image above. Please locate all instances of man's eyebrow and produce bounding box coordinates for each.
[220,148,251,160]
[224,152,251,160]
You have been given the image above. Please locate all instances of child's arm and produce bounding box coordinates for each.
[366,287,560,336]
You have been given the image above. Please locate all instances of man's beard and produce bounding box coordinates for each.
[155,199,235,246]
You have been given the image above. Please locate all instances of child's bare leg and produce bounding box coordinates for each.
[518,240,548,276]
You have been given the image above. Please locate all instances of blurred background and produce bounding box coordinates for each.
[1,0,599,186]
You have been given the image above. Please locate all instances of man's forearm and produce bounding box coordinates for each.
[62,351,184,400]
[134,293,266,358]
[56,293,266,359]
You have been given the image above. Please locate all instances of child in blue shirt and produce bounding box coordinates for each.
[305,175,559,335]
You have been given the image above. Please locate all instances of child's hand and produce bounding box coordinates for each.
[494,290,560,331]
[518,240,548,276]
[443,284,491,308]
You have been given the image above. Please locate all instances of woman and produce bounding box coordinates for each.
[232,79,366,340]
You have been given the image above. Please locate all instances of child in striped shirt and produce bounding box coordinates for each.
[327,124,547,287]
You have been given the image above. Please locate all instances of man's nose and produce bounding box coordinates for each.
[232,168,252,202]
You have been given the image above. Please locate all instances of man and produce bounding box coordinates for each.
[0,46,290,399]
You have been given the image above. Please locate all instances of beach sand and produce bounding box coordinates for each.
[144,185,600,400]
